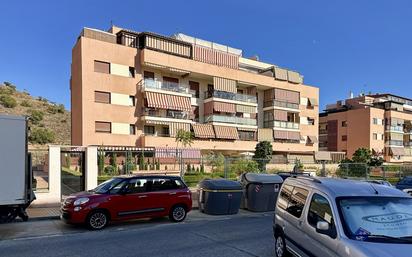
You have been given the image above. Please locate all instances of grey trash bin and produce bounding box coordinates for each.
[240,173,283,212]
[198,179,242,215]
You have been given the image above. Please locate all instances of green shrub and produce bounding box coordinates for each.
[29,128,55,144]
[29,110,44,125]
[0,95,17,108]
[103,165,116,175]
[20,100,32,107]
[200,163,205,173]
[47,104,65,114]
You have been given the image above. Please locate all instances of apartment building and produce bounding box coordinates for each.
[70,26,319,160]
[320,94,412,162]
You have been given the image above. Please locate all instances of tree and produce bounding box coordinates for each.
[230,159,259,176]
[29,128,55,144]
[352,148,372,163]
[98,150,105,174]
[175,129,194,148]
[0,95,17,108]
[109,153,118,173]
[206,152,225,173]
[253,141,273,172]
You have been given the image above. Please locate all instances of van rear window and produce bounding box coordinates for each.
[277,184,309,219]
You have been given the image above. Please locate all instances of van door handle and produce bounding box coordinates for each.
[298,221,303,226]
[138,195,148,198]
[169,192,177,195]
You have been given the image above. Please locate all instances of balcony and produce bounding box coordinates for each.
[264,120,300,130]
[143,108,191,120]
[204,114,257,126]
[142,79,190,94]
[264,100,299,110]
[386,140,404,146]
[385,125,404,132]
[204,90,257,103]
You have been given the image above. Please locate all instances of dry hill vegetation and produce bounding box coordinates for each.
[0,82,70,145]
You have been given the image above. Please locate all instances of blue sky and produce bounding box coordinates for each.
[1,0,412,110]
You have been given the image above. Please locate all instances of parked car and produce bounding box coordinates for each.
[396,176,412,195]
[61,175,192,230]
[273,177,412,257]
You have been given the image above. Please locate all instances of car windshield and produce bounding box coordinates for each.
[92,178,125,194]
[338,197,412,242]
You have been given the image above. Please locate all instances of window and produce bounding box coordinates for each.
[342,135,347,141]
[129,67,135,78]
[341,121,347,127]
[277,184,294,211]
[373,133,378,140]
[124,179,148,194]
[129,125,136,135]
[308,118,315,125]
[95,121,111,133]
[94,60,110,74]
[144,71,155,79]
[373,118,383,125]
[189,81,200,98]
[238,131,255,141]
[129,96,135,106]
[308,194,336,238]
[161,126,170,136]
[286,187,309,218]
[95,91,110,104]
[144,125,155,135]
[150,178,179,191]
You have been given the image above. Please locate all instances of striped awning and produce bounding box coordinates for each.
[258,128,274,141]
[213,77,237,93]
[390,147,405,156]
[214,102,236,113]
[274,130,288,139]
[288,131,301,141]
[169,122,191,137]
[236,104,256,113]
[308,98,318,106]
[315,151,332,161]
[214,125,239,140]
[274,110,288,121]
[192,124,215,138]
[155,147,201,159]
[145,120,171,126]
[238,127,257,132]
[146,92,191,112]
[308,136,318,143]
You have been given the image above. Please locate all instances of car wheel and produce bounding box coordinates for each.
[275,234,288,257]
[169,205,187,222]
[87,210,108,230]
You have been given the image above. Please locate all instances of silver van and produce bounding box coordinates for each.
[273,177,412,257]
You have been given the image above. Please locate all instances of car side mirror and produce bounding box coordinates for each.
[316,221,336,238]
[316,221,329,231]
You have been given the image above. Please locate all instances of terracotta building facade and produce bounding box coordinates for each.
[70,26,319,159]
[319,94,412,162]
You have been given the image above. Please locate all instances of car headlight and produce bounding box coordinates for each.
[73,197,90,206]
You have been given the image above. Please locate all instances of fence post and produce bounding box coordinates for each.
[86,146,98,190]
[321,161,326,177]
[224,157,228,179]
[365,164,369,180]
[48,145,61,201]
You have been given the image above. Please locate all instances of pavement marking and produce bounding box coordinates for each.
[12,234,64,241]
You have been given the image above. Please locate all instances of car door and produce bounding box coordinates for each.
[110,178,151,220]
[301,192,339,257]
[283,186,310,255]
[148,178,183,216]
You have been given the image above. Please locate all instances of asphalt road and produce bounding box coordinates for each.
[0,210,275,257]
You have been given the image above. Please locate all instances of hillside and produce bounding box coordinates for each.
[0,82,70,145]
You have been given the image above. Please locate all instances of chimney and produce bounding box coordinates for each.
[349,91,354,99]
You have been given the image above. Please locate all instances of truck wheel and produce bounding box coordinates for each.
[86,210,108,230]
[169,205,187,222]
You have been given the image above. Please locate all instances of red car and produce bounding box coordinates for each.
[61,175,192,230]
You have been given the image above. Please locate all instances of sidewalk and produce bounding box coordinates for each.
[26,189,199,221]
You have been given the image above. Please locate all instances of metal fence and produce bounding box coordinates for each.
[29,148,49,192]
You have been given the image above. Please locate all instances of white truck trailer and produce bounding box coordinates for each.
[0,114,35,222]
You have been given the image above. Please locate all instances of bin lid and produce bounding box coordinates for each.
[243,173,283,184]
[199,179,242,190]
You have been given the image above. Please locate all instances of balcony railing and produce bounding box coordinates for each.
[404,142,412,147]
[385,125,404,132]
[386,140,404,146]
[143,79,189,94]
[204,114,257,126]
[264,120,300,129]
[264,100,299,109]
[143,108,190,120]
[204,90,257,103]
